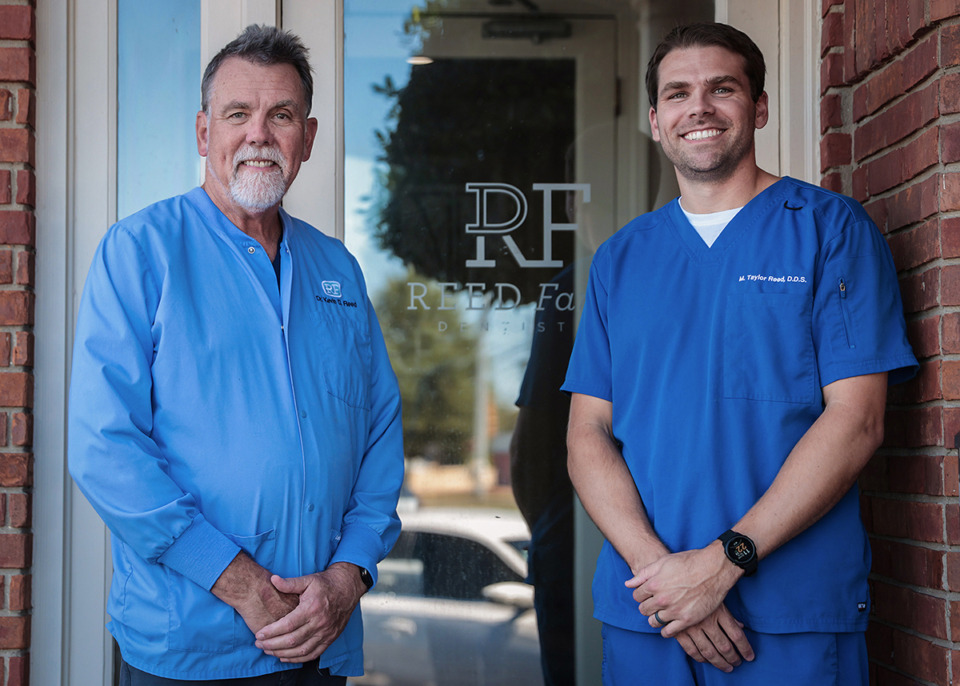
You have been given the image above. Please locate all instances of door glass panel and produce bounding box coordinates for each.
[344,1,713,683]
[117,0,201,218]
[345,3,613,684]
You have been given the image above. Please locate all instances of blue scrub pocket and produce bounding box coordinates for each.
[166,529,277,653]
[723,292,817,404]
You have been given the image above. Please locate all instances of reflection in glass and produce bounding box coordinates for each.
[345,3,584,684]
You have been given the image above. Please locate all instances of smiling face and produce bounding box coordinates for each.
[649,45,768,185]
[196,56,318,222]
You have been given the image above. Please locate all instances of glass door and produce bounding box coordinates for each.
[343,3,617,684]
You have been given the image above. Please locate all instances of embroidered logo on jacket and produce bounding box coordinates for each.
[322,281,342,298]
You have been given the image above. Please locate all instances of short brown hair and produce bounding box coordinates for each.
[645,22,766,109]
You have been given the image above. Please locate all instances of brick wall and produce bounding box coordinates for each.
[0,0,33,684]
[820,0,960,683]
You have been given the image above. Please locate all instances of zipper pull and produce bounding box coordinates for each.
[838,278,847,299]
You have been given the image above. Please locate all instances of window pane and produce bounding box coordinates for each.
[117,0,200,218]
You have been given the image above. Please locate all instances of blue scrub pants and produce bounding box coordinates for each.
[601,623,868,686]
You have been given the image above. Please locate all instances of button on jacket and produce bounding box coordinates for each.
[68,187,404,680]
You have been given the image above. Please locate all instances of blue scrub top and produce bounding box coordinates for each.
[563,177,917,634]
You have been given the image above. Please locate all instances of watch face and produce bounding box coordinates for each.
[727,536,756,563]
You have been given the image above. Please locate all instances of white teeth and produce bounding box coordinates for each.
[243,160,275,168]
[683,129,722,141]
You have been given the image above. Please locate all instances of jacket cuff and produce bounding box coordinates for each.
[157,514,241,590]
[329,523,388,586]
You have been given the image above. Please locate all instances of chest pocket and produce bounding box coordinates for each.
[723,291,817,404]
[310,302,373,410]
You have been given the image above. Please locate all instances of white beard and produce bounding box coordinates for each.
[229,146,288,210]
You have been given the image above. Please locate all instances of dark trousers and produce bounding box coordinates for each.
[119,659,347,686]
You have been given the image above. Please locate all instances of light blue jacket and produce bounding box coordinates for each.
[68,188,404,680]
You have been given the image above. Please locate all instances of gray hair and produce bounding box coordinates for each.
[201,24,314,115]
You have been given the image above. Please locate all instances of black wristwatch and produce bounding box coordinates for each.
[717,530,757,576]
[358,565,374,589]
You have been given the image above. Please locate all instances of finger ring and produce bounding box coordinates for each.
[654,611,667,626]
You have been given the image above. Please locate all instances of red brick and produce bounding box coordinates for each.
[947,504,960,545]
[0,414,9,447]
[0,6,33,41]
[905,315,939,359]
[0,292,33,327]
[854,0,880,76]
[890,625,949,683]
[12,332,32,367]
[11,412,31,447]
[870,538,944,588]
[932,0,960,20]
[821,172,844,194]
[855,83,939,161]
[871,581,947,639]
[821,93,843,133]
[8,574,29,612]
[15,88,34,128]
[823,0,843,15]
[905,0,926,42]
[0,251,14,286]
[948,551,960,591]
[821,52,845,93]
[0,211,34,245]
[0,454,32,487]
[0,616,29,650]
[946,454,959,496]
[0,88,11,121]
[944,74,960,115]
[865,496,945,542]
[943,360,960,399]
[9,654,28,686]
[887,174,940,230]
[945,312,960,352]
[0,371,32,406]
[15,250,34,287]
[940,18,960,64]
[0,333,11,368]
[942,407,960,448]
[0,170,10,205]
[898,267,939,314]
[15,169,34,207]
[888,218,939,271]
[853,34,936,122]
[944,217,960,258]
[7,492,28,529]
[0,533,31,568]
[821,11,844,57]
[862,452,948,494]
[943,172,960,211]
[884,405,941,448]
[952,600,960,641]
[821,132,852,172]
[0,129,33,165]
[888,358,940,404]
[0,48,34,85]
[853,166,869,202]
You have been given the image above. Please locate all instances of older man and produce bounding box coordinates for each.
[68,25,404,685]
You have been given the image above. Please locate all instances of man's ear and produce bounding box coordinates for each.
[754,92,769,130]
[649,106,662,143]
[301,117,319,162]
[196,110,209,157]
